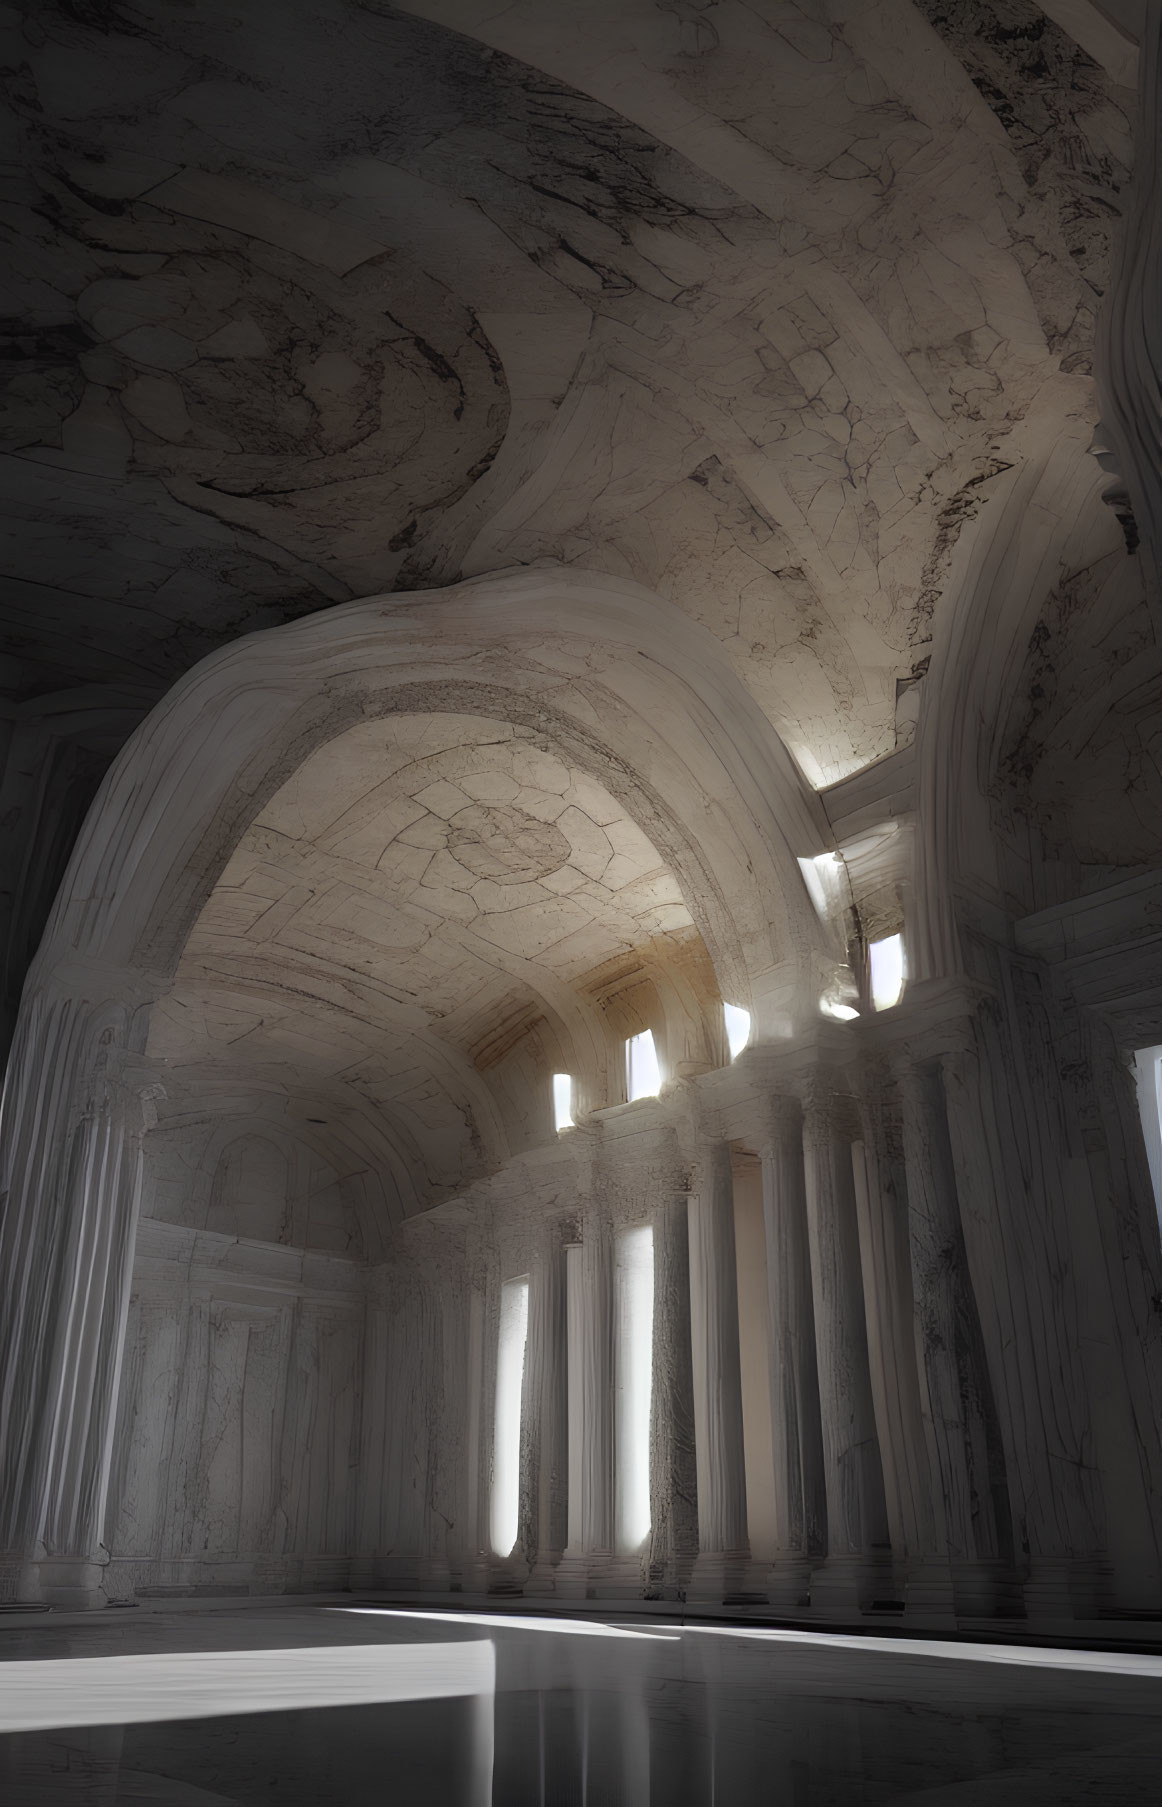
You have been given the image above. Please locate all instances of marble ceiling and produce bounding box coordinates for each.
[2,0,1135,783]
[150,713,722,1203]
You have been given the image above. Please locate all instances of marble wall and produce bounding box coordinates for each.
[103,1218,362,1601]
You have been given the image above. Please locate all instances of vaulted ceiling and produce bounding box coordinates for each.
[3,0,1135,778]
[150,712,723,1205]
[2,0,1147,1208]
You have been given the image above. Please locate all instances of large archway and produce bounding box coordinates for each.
[148,705,747,1229]
[0,563,836,1605]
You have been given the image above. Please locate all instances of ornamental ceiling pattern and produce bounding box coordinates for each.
[2,0,1132,783]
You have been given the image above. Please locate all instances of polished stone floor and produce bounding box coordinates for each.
[3,1602,1162,1804]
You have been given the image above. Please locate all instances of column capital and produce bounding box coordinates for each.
[798,1074,860,1145]
[757,1091,802,1159]
[888,1050,930,1101]
[688,1139,732,1197]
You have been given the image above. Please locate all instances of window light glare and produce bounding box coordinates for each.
[798,850,843,921]
[820,998,859,1022]
[626,1029,661,1102]
[869,933,905,1011]
[490,1276,529,1559]
[614,1225,654,1554]
[552,1072,573,1131]
[723,1002,751,1060]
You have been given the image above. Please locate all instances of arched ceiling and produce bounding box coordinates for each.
[148,713,724,1209]
[2,0,1134,785]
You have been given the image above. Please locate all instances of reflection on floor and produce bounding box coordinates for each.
[3,1601,1162,1804]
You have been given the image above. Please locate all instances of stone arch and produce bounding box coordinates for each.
[205,1133,290,1245]
[909,414,1116,984]
[0,566,835,1592]
[33,568,829,1013]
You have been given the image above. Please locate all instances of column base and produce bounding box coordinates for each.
[1023,1556,1112,1622]
[603,1554,648,1599]
[483,1559,526,1597]
[1022,1558,1077,1622]
[554,1548,616,1599]
[902,1559,957,1625]
[808,1552,892,1620]
[27,1553,111,1611]
[1104,1567,1162,1620]
[455,1555,494,1595]
[1066,1558,1113,1621]
[951,1560,1019,1620]
[525,1552,566,1597]
[644,1543,696,1601]
[765,1555,813,1613]
[689,1548,764,1605]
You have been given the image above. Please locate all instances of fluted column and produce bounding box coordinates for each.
[850,1079,949,1620]
[761,1097,826,1610]
[941,1035,1101,1617]
[895,1058,1005,1615]
[0,995,150,1608]
[687,1142,751,1599]
[801,1081,889,1614]
[559,1215,613,1594]
[647,1194,697,1597]
[522,1224,568,1591]
[459,1279,491,1594]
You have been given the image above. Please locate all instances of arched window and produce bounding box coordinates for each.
[625,1029,660,1102]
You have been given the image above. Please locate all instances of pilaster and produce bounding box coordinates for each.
[523,1223,568,1593]
[894,1054,1007,1619]
[687,1142,755,1601]
[557,1214,614,1597]
[760,1097,825,1611]
[800,1075,890,1615]
[646,1193,697,1598]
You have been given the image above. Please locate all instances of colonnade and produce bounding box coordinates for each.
[5,983,1161,1622]
[477,1057,1005,1619]
[455,986,1162,1623]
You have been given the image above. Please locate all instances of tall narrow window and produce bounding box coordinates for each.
[723,1002,751,1060]
[625,1029,660,1102]
[1135,1045,1162,1227]
[490,1275,529,1558]
[553,1072,574,1131]
[869,932,905,1010]
[565,1244,584,1553]
[615,1225,654,1553]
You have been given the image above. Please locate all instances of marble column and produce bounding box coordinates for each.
[558,1216,613,1595]
[522,1224,568,1592]
[760,1098,826,1610]
[941,1033,1100,1619]
[646,1194,697,1598]
[461,1277,493,1595]
[687,1143,752,1599]
[0,995,148,1608]
[895,1058,1005,1616]
[850,1082,949,1622]
[801,1081,890,1615]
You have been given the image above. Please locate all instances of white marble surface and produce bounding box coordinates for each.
[2,0,1162,1649]
[4,1604,1162,1804]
